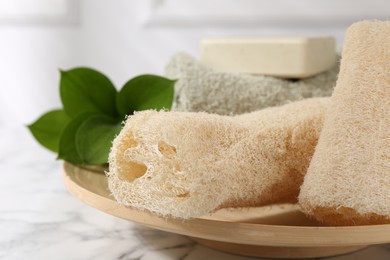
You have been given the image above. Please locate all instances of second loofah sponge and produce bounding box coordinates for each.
[108,98,328,219]
[299,21,390,226]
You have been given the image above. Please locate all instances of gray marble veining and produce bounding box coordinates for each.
[0,127,389,260]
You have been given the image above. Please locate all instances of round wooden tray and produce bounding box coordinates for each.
[62,162,390,259]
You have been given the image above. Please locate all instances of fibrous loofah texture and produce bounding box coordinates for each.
[299,21,390,226]
[165,52,338,115]
[108,98,328,219]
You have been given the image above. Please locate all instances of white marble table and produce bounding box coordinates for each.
[1,126,389,260]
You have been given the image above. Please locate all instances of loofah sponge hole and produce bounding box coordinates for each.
[170,185,190,198]
[117,137,181,183]
[116,132,148,183]
[158,141,177,157]
[157,141,182,173]
[118,161,147,183]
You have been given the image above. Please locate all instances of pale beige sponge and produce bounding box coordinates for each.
[201,36,336,78]
[299,21,390,226]
[108,98,328,219]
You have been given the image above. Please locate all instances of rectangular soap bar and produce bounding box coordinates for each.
[201,36,336,78]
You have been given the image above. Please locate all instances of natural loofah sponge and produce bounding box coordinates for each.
[165,52,338,115]
[299,21,390,226]
[108,98,329,219]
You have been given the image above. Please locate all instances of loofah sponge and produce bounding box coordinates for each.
[108,98,329,219]
[165,52,338,115]
[299,21,390,226]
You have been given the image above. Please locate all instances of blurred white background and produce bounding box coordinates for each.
[0,0,388,127]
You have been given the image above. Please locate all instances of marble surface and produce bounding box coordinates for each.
[1,126,390,260]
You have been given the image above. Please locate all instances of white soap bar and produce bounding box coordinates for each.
[201,36,336,78]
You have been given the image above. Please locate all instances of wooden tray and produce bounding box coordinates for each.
[62,162,390,259]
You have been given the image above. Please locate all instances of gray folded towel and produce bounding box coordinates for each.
[165,52,339,115]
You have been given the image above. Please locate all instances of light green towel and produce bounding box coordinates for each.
[165,52,339,115]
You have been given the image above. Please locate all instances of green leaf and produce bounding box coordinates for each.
[60,68,118,118]
[27,109,71,153]
[116,74,175,117]
[75,115,122,165]
[57,113,95,164]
